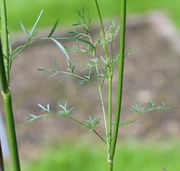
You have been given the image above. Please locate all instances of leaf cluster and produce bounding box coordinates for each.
[119,100,172,127]
[38,10,123,89]
[25,102,105,142]
[24,9,172,145]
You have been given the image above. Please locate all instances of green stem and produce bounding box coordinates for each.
[33,113,107,144]
[1,0,10,83]
[2,91,21,171]
[0,140,4,171]
[64,116,107,144]
[97,81,108,139]
[88,33,109,145]
[108,77,113,149]
[0,1,21,170]
[93,49,108,144]
[108,162,113,171]
[0,42,8,93]
[110,0,127,166]
[94,0,113,156]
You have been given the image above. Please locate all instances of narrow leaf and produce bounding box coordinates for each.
[37,68,55,72]
[20,22,30,38]
[30,9,44,35]
[43,37,70,61]
[48,18,60,37]
[54,37,95,49]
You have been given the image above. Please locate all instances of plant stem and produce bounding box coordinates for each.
[110,0,127,168]
[0,1,21,170]
[2,91,21,171]
[97,80,108,140]
[108,162,113,171]
[63,116,107,144]
[108,77,113,148]
[0,140,4,171]
[88,33,109,145]
[1,0,10,83]
[94,0,113,157]
[0,42,21,171]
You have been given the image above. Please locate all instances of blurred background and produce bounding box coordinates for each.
[1,0,180,170]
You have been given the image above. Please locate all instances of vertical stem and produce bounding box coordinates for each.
[0,42,8,93]
[94,51,108,141]
[97,80,108,139]
[0,42,21,171]
[110,0,127,168]
[1,0,10,83]
[89,38,108,144]
[108,77,113,149]
[94,0,113,158]
[2,91,21,171]
[0,1,21,170]
[0,140,4,171]
[108,162,113,171]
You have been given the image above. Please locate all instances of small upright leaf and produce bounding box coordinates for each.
[86,115,100,134]
[38,104,51,113]
[30,9,44,36]
[48,18,60,37]
[57,102,74,116]
[20,22,30,38]
[66,60,75,73]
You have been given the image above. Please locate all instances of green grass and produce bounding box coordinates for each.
[23,140,180,171]
[4,0,180,31]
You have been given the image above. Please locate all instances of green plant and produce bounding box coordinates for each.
[26,1,171,171]
[0,1,75,171]
[0,0,171,171]
[108,0,126,169]
[0,0,21,170]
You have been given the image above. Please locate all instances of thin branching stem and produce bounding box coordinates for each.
[110,0,127,168]
[88,30,109,145]
[97,81,108,138]
[108,77,113,148]
[94,0,113,156]
[93,51,108,143]
[11,39,35,63]
[64,116,106,144]
[27,113,106,144]
[56,71,87,80]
